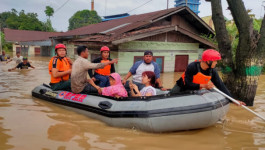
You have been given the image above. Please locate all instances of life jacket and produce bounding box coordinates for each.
[95,60,111,76]
[48,56,71,83]
[181,60,212,86]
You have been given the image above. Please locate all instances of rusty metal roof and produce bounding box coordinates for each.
[53,7,189,38]
[4,28,62,42]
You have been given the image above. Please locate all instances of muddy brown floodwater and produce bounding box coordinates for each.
[1,56,265,150]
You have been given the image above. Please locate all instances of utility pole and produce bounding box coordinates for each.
[0,24,2,55]
[186,0,188,6]
[91,0,94,11]
[167,0,169,9]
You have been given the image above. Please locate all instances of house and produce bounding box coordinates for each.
[51,6,215,73]
[5,6,216,74]
[4,28,62,57]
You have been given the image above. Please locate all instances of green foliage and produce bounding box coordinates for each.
[68,10,101,30]
[226,18,262,67]
[1,32,12,52]
[45,6,54,19]
[43,19,55,32]
[200,34,218,45]
[0,8,55,31]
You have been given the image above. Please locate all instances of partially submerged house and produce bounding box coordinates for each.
[4,28,62,57]
[52,6,215,73]
[5,6,215,73]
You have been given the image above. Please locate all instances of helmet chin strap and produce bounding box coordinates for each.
[206,61,213,68]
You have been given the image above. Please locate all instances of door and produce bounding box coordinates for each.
[153,56,164,73]
[175,55,189,72]
[34,47,41,56]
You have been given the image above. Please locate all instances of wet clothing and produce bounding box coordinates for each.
[48,56,71,84]
[140,86,156,96]
[50,80,71,91]
[129,60,160,83]
[88,57,115,87]
[170,61,232,96]
[102,73,128,98]
[12,56,23,64]
[16,62,32,69]
[0,55,10,61]
[71,56,105,94]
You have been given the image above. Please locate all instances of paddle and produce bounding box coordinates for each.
[213,87,265,121]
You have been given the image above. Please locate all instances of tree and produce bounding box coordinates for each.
[68,10,101,30]
[1,33,12,52]
[45,6,54,19]
[44,6,55,32]
[209,0,265,106]
[0,9,46,31]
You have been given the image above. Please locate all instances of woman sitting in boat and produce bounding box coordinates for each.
[129,71,156,97]
[101,73,128,98]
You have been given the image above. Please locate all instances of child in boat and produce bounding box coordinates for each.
[101,73,128,98]
[130,71,156,96]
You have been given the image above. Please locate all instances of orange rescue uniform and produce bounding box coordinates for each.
[95,60,111,76]
[48,56,71,84]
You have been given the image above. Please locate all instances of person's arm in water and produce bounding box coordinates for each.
[8,66,16,71]
[6,59,13,64]
[28,62,35,69]
[87,79,101,94]
[8,63,21,71]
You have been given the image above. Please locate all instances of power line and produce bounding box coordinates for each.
[127,0,153,13]
[54,0,71,13]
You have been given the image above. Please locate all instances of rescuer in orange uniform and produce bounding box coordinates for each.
[88,46,115,87]
[48,44,72,91]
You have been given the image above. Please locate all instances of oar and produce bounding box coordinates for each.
[213,87,265,121]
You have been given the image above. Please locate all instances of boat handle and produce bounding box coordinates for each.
[98,101,112,110]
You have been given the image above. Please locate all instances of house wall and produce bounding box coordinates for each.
[116,41,200,74]
[12,44,40,57]
[138,31,197,43]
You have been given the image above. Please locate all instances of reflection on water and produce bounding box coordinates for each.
[0,56,265,150]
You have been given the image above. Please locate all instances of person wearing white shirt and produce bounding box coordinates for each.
[6,52,23,64]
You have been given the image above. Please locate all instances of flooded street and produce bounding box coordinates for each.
[1,56,265,150]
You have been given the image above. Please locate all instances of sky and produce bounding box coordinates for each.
[0,0,263,32]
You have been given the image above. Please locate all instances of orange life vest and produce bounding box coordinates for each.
[48,56,71,83]
[181,60,212,86]
[95,60,111,76]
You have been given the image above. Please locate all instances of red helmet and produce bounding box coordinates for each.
[55,44,66,50]
[202,49,221,61]
[100,46,110,52]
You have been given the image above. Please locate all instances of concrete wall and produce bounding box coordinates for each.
[117,41,200,74]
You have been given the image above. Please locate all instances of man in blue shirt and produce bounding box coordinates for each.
[122,51,166,91]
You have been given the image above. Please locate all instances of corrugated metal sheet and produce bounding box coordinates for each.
[4,28,62,42]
